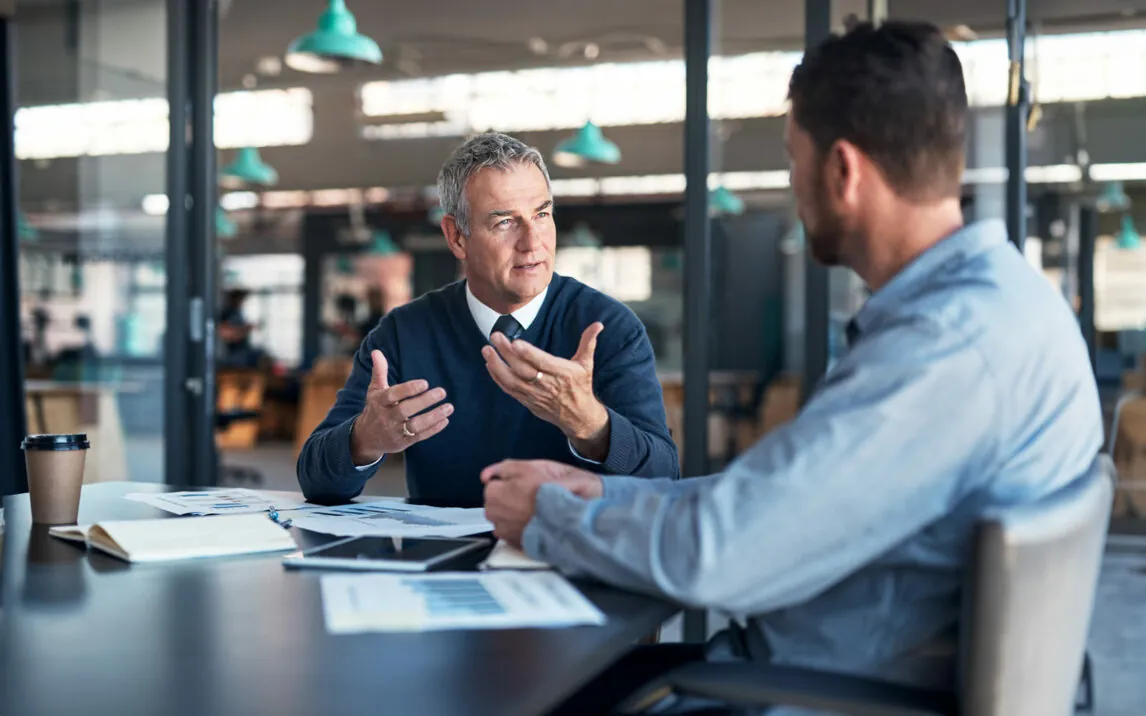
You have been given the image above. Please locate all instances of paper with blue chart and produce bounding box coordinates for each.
[124,488,492,538]
[320,571,607,633]
[288,501,493,539]
[124,488,310,516]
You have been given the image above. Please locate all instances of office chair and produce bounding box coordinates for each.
[624,455,1114,716]
[215,409,263,485]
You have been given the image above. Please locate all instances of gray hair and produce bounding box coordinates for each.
[436,132,551,236]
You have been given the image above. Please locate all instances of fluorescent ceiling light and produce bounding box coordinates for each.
[141,194,169,216]
[220,191,260,211]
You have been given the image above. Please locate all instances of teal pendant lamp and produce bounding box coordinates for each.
[1117,215,1141,250]
[216,207,238,239]
[709,186,745,216]
[18,210,37,242]
[1096,181,1131,213]
[552,122,621,168]
[221,147,279,188]
[286,0,382,74]
[369,230,400,256]
[567,222,602,248]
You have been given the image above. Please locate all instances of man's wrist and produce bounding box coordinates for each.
[349,415,384,466]
[567,403,610,460]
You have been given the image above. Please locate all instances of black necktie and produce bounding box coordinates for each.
[491,314,524,341]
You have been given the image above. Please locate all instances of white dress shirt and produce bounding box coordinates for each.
[465,282,548,338]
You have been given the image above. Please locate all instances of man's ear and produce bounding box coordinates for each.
[829,139,864,208]
[442,216,467,261]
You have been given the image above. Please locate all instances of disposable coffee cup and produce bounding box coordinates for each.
[22,434,90,525]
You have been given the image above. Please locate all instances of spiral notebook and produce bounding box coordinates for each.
[49,514,297,563]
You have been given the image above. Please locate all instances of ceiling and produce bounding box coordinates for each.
[12,0,1146,222]
[215,0,1146,91]
[15,0,1146,94]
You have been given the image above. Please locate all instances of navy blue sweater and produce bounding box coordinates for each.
[297,275,679,507]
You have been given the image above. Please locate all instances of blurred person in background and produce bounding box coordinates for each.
[218,288,262,367]
[480,21,1103,714]
[358,286,386,340]
[298,132,678,507]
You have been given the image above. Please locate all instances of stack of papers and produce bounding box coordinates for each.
[125,488,309,516]
[320,571,605,633]
[123,489,493,540]
[289,501,493,538]
[480,540,551,570]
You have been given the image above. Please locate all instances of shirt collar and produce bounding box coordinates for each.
[465,281,550,339]
[849,219,1009,342]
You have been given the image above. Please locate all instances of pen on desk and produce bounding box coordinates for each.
[267,508,293,530]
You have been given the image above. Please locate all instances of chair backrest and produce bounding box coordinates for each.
[960,455,1114,716]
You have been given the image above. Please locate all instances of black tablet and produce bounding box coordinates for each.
[282,536,487,572]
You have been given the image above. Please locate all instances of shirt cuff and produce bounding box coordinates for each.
[354,454,384,472]
[602,475,654,500]
[522,482,587,563]
[567,439,603,465]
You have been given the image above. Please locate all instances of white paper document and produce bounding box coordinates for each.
[320,571,606,633]
[480,539,552,571]
[124,488,310,516]
[288,501,493,538]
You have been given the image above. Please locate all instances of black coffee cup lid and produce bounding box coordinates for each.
[22,434,90,451]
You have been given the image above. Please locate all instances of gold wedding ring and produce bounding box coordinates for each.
[402,421,416,438]
[529,370,543,383]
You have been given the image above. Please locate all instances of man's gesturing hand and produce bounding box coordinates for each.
[350,350,453,466]
[481,323,611,460]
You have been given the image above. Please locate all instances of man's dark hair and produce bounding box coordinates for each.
[788,21,968,200]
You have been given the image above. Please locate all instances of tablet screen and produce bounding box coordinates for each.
[305,537,482,565]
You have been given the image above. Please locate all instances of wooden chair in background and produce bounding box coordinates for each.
[294,358,354,458]
[215,369,267,450]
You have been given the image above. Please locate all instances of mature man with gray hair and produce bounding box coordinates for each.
[298,132,678,507]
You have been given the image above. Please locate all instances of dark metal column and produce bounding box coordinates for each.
[164,0,190,485]
[682,0,713,644]
[1005,0,1028,251]
[1078,206,1097,370]
[0,6,28,497]
[165,0,218,486]
[301,216,325,370]
[802,0,832,399]
[190,0,219,487]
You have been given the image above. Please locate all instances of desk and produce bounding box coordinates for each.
[1,482,678,716]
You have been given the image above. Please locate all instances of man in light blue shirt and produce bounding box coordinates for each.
[481,20,1102,714]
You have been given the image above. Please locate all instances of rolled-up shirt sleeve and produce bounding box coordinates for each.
[522,316,1001,614]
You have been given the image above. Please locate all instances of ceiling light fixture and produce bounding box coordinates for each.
[285,0,382,74]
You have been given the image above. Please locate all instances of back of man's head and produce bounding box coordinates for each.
[788,21,968,202]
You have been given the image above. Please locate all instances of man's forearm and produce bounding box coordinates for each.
[298,416,373,503]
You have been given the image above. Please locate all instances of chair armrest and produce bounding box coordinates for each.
[621,662,957,716]
[216,409,260,430]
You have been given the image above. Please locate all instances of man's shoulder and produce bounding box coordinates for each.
[384,280,464,327]
[550,274,643,332]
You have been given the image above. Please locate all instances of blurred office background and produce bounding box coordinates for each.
[14,0,1146,515]
[3,1,1146,711]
